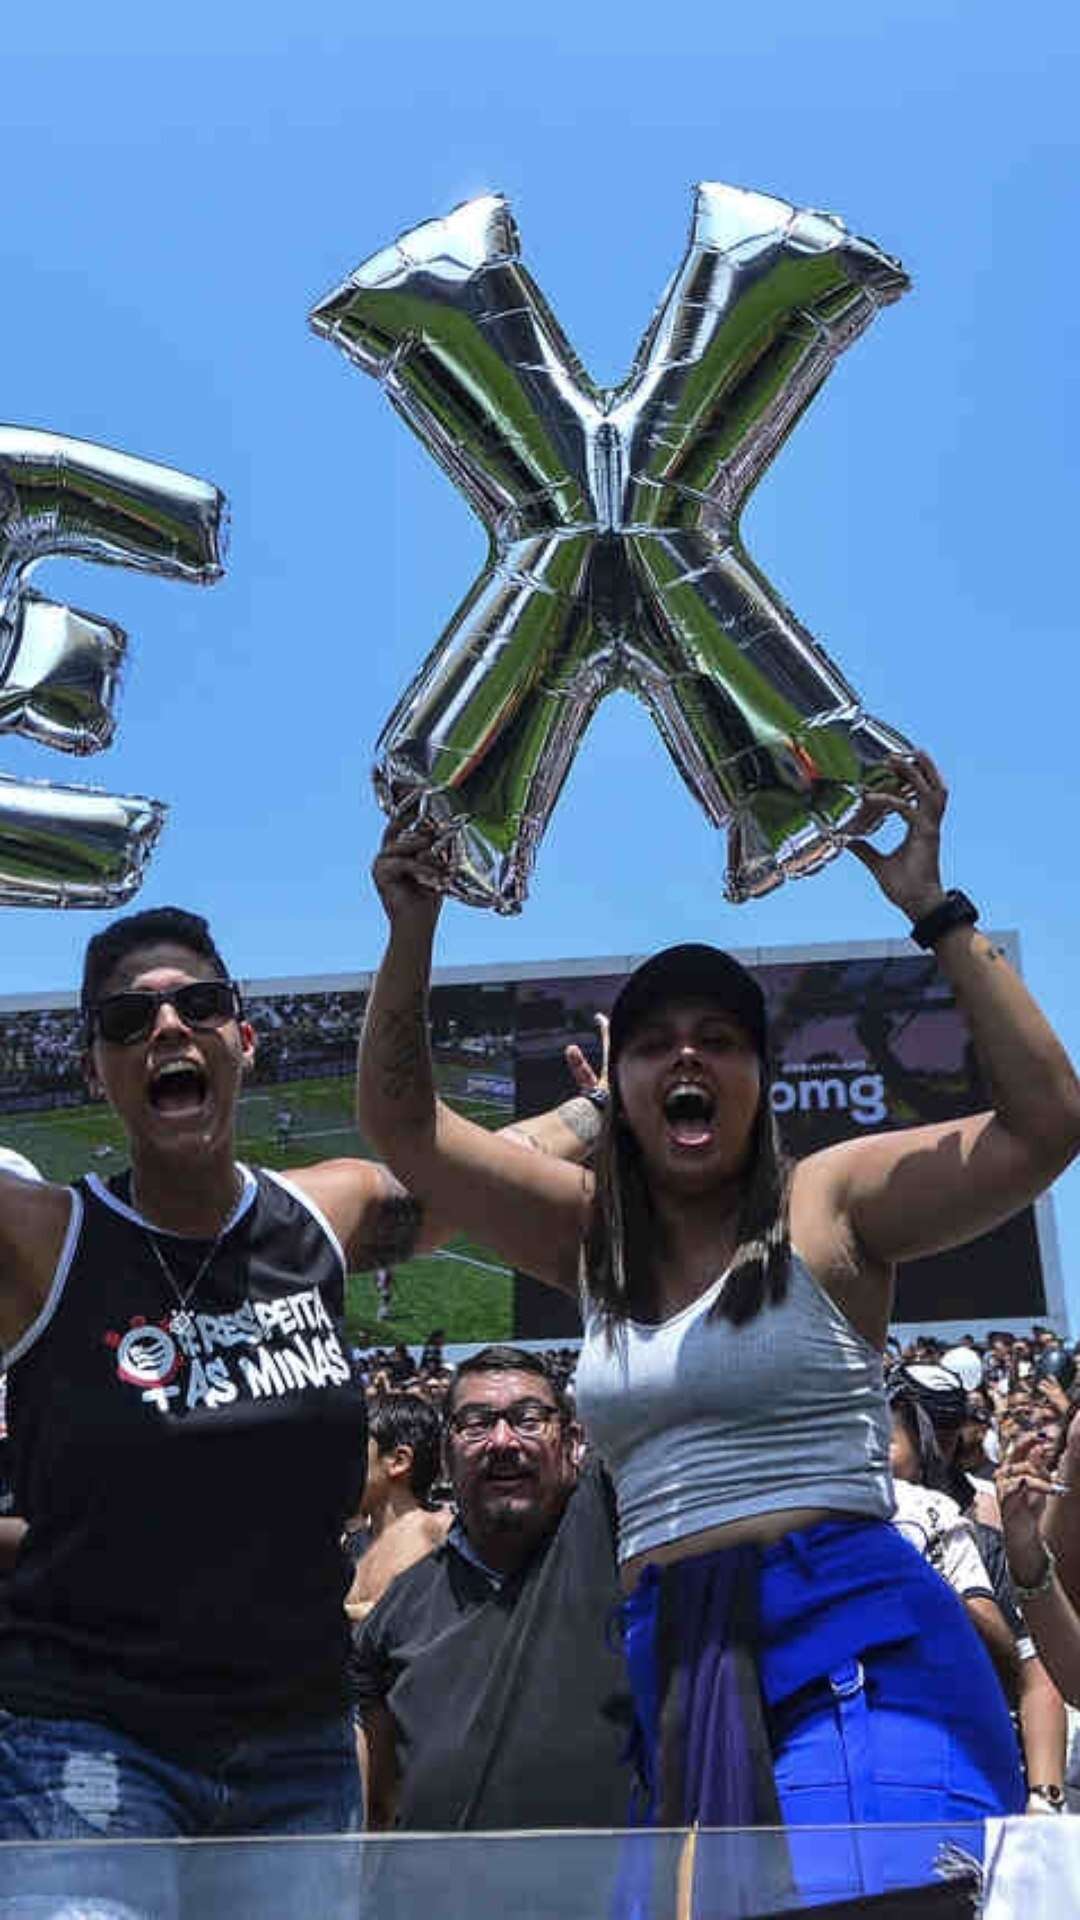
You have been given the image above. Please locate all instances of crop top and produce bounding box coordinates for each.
[573,1252,893,1564]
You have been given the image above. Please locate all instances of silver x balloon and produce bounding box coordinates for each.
[0,427,226,907]
[312,182,914,911]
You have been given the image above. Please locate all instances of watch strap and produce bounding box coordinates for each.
[911,890,979,950]
[1027,1784,1066,1812]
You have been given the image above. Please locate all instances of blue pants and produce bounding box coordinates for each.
[621,1518,1024,1906]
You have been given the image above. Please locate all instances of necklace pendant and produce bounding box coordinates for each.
[170,1308,197,1342]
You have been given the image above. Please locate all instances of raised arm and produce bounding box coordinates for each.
[799,754,1080,1273]
[998,1433,1080,1708]
[289,1082,601,1275]
[355,824,590,1293]
[293,974,601,1274]
[1043,1411,1080,1613]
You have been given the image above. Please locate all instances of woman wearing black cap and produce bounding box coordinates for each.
[361,753,1080,1895]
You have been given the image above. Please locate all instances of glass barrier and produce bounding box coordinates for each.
[0,1821,991,1918]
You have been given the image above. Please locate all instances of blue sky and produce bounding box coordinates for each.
[4,0,1080,1316]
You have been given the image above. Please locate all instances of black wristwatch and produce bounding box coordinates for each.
[1027,1783,1066,1813]
[910,890,979,950]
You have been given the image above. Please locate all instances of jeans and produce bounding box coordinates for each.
[0,1708,361,1840]
[0,1708,362,1919]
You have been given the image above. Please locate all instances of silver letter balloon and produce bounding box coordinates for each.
[0,428,226,907]
[312,182,913,911]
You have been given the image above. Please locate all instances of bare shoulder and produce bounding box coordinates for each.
[346,1504,453,1616]
[787,1145,859,1246]
[0,1175,76,1350]
[284,1156,389,1208]
[0,1172,73,1258]
[284,1157,422,1269]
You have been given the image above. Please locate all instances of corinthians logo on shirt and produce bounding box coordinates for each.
[103,1286,352,1414]
[107,1319,183,1394]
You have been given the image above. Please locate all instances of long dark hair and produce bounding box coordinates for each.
[582,1068,792,1332]
[888,1391,955,1497]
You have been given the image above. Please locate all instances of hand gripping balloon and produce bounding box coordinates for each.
[0,428,226,907]
[312,182,912,911]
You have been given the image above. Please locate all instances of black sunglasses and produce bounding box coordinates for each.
[86,980,243,1046]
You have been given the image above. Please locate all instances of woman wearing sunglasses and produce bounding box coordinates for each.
[0,906,598,1845]
[359,752,1080,1902]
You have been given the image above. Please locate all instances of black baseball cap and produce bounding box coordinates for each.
[609,945,768,1062]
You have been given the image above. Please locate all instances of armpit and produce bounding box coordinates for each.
[353,1180,423,1269]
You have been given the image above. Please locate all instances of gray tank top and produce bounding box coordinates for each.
[574,1252,893,1564]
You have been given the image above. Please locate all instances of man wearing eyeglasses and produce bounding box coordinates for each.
[351,1345,633,1834]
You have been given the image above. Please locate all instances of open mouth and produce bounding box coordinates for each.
[148,1059,209,1117]
[663,1082,716,1149]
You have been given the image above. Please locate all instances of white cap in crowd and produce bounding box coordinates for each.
[0,1146,43,1183]
[941,1344,984,1392]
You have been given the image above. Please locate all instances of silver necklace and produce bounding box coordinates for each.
[133,1171,242,1333]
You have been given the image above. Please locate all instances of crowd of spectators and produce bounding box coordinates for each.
[336,1319,1080,1830]
[242,989,365,1083]
[0,1007,83,1105]
[350,1324,1074,1430]
[349,1334,580,1407]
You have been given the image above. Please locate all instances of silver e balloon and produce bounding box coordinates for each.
[0,428,227,907]
[312,182,913,912]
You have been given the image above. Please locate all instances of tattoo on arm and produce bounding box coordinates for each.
[506,1096,604,1158]
[372,992,430,1105]
[556,1096,604,1149]
[354,1188,424,1269]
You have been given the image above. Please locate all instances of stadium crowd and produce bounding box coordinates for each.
[0,1007,83,1104]
[242,989,364,1082]
[308,1320,1080,1831]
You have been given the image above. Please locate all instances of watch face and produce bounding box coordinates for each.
[1030,1786,1065,1810]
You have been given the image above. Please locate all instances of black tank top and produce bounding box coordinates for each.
[0,1166,367,1749]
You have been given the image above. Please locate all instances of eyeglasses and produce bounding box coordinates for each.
[86,980,243,1046]
[447,1398,562,1442]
